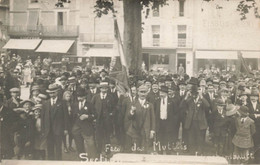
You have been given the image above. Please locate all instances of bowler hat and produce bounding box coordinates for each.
[168,85,178,91]
[76,90,86,97]
[46,84,60,93]
[160,85,168,93]
[250,89,259,97]
[238,106,249,117]
[188,77,199,86]
[226,104,238,117]
[165,76,173,82]
[179,80,186,85]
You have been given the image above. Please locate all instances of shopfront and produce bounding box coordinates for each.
[195,50,239,72]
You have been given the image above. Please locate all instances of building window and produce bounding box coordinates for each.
[152,25,160,46]
[179,0,185,17]
[178,25,186,47]
[152,7,159,17]
[57,12,67,26]
[27,10,39,31]
[150,54,169,65]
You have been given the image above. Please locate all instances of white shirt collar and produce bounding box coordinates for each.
[138,98,146,106]
[100,93,107,99]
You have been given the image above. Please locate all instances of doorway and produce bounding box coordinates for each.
[177,53,186,73]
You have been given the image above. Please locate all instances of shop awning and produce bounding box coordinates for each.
[84,48,118,57]
[3,39,41,50]
[241,51,260,58]
[35,40,74,53]
[195,51,238,59]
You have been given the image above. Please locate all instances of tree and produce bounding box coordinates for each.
[94,0,260,76]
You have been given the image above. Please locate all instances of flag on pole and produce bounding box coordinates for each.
[109,16,130,94]
[238,51,254,77]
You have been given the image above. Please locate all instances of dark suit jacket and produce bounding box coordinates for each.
[86,88,100,103]
[180,97,210,130]
[154,98,177,133]
[91,93,114,134]
[127,99,155,139]
[41,98,67,138]
[71,100,96,136]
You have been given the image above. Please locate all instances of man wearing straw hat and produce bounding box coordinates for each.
[41,84,68,160]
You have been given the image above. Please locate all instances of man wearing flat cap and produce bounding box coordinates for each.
[41,84,68,160]
[126,84,155,154]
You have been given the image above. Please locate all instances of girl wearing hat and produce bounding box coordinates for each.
[232,106,256,164]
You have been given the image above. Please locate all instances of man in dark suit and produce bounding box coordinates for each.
[180,84,210,155]
[203,84,215,135]
[168,85,181,143]
[91,81,114,155]
[71,90,97,159]
[126,84,155,154]
[41,84,68,160]
[0,93,16,159]
[247,89,260,163]
[147,82,160,108]
[178,80,188,146]
[154,86,178,154]
[86,78,100,103]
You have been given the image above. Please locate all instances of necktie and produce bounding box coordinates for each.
[52,99,55,106]
[163,98,165,104]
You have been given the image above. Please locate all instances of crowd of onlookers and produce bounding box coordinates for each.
[0,53,260,164]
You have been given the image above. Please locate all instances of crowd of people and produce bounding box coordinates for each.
[0,54,260,164]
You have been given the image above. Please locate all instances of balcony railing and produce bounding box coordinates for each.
[79,33,114,43]
[8,25,79,37]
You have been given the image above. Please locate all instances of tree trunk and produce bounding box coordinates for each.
[123,0,142,76]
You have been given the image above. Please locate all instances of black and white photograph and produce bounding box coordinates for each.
[0,0,260,164]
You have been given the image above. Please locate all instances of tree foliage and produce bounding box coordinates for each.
[94,0,260,20]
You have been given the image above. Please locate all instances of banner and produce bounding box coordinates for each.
[109,16,129,93]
